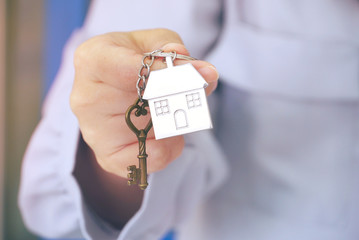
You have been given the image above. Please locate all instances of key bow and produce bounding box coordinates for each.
[125,98,152,136]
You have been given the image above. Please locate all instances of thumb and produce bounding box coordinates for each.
[129,28,187,54]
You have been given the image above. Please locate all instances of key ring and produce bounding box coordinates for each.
[144,49,197,61]
[137,49,196,101]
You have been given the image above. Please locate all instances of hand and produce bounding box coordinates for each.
[70,29,219,178]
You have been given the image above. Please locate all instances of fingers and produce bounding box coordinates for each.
[129,29,185,53]
[73,29,186,92]
[73,35,142,92]
[97,136,185,178]
[73,29,219,94]
[79,110,155,151]
[184,60,219,96]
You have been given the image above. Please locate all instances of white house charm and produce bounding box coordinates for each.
[143,56,213,139]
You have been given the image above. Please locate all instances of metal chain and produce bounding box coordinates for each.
[136,49,196,101]
[136,54,154,101]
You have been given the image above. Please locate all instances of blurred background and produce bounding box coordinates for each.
[1,1,90,239]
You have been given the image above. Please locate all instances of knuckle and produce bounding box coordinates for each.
[69,78,95,114]
[74,35,105,69]
[157,28,181,39]
[151,28,183,45]
[69,84,86,114]
[69,90,80,113]
[149,137,184,172]
[73,42,89,69]
[148,144,170,171]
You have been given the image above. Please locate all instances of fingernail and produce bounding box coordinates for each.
[198,65,219,82]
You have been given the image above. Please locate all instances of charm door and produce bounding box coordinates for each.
[174,109,188,129]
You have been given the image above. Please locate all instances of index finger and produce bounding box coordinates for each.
[73,29,187,90]
[73,29,218,94]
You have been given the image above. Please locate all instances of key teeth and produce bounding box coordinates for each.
[127,165,139,185]
[127,166,148,189]
[127,180,137,186]
[127,165,136,171]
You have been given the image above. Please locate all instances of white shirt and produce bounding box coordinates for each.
[19,0,359,239]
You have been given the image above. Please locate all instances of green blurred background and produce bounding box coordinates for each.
[2,0,43,239]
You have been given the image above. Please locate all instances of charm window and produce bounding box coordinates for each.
[154,99,170,116]
[186,92,201,109]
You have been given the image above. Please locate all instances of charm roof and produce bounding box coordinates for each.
[143,63,208,100]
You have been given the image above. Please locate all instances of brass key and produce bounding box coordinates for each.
[125,98,152,190]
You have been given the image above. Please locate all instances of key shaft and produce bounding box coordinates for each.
[137,130,148,189]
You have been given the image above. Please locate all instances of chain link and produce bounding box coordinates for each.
[136,49,196,101]
[136,54,155,101]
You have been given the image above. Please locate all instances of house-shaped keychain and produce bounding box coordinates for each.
[143,57,213,139]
